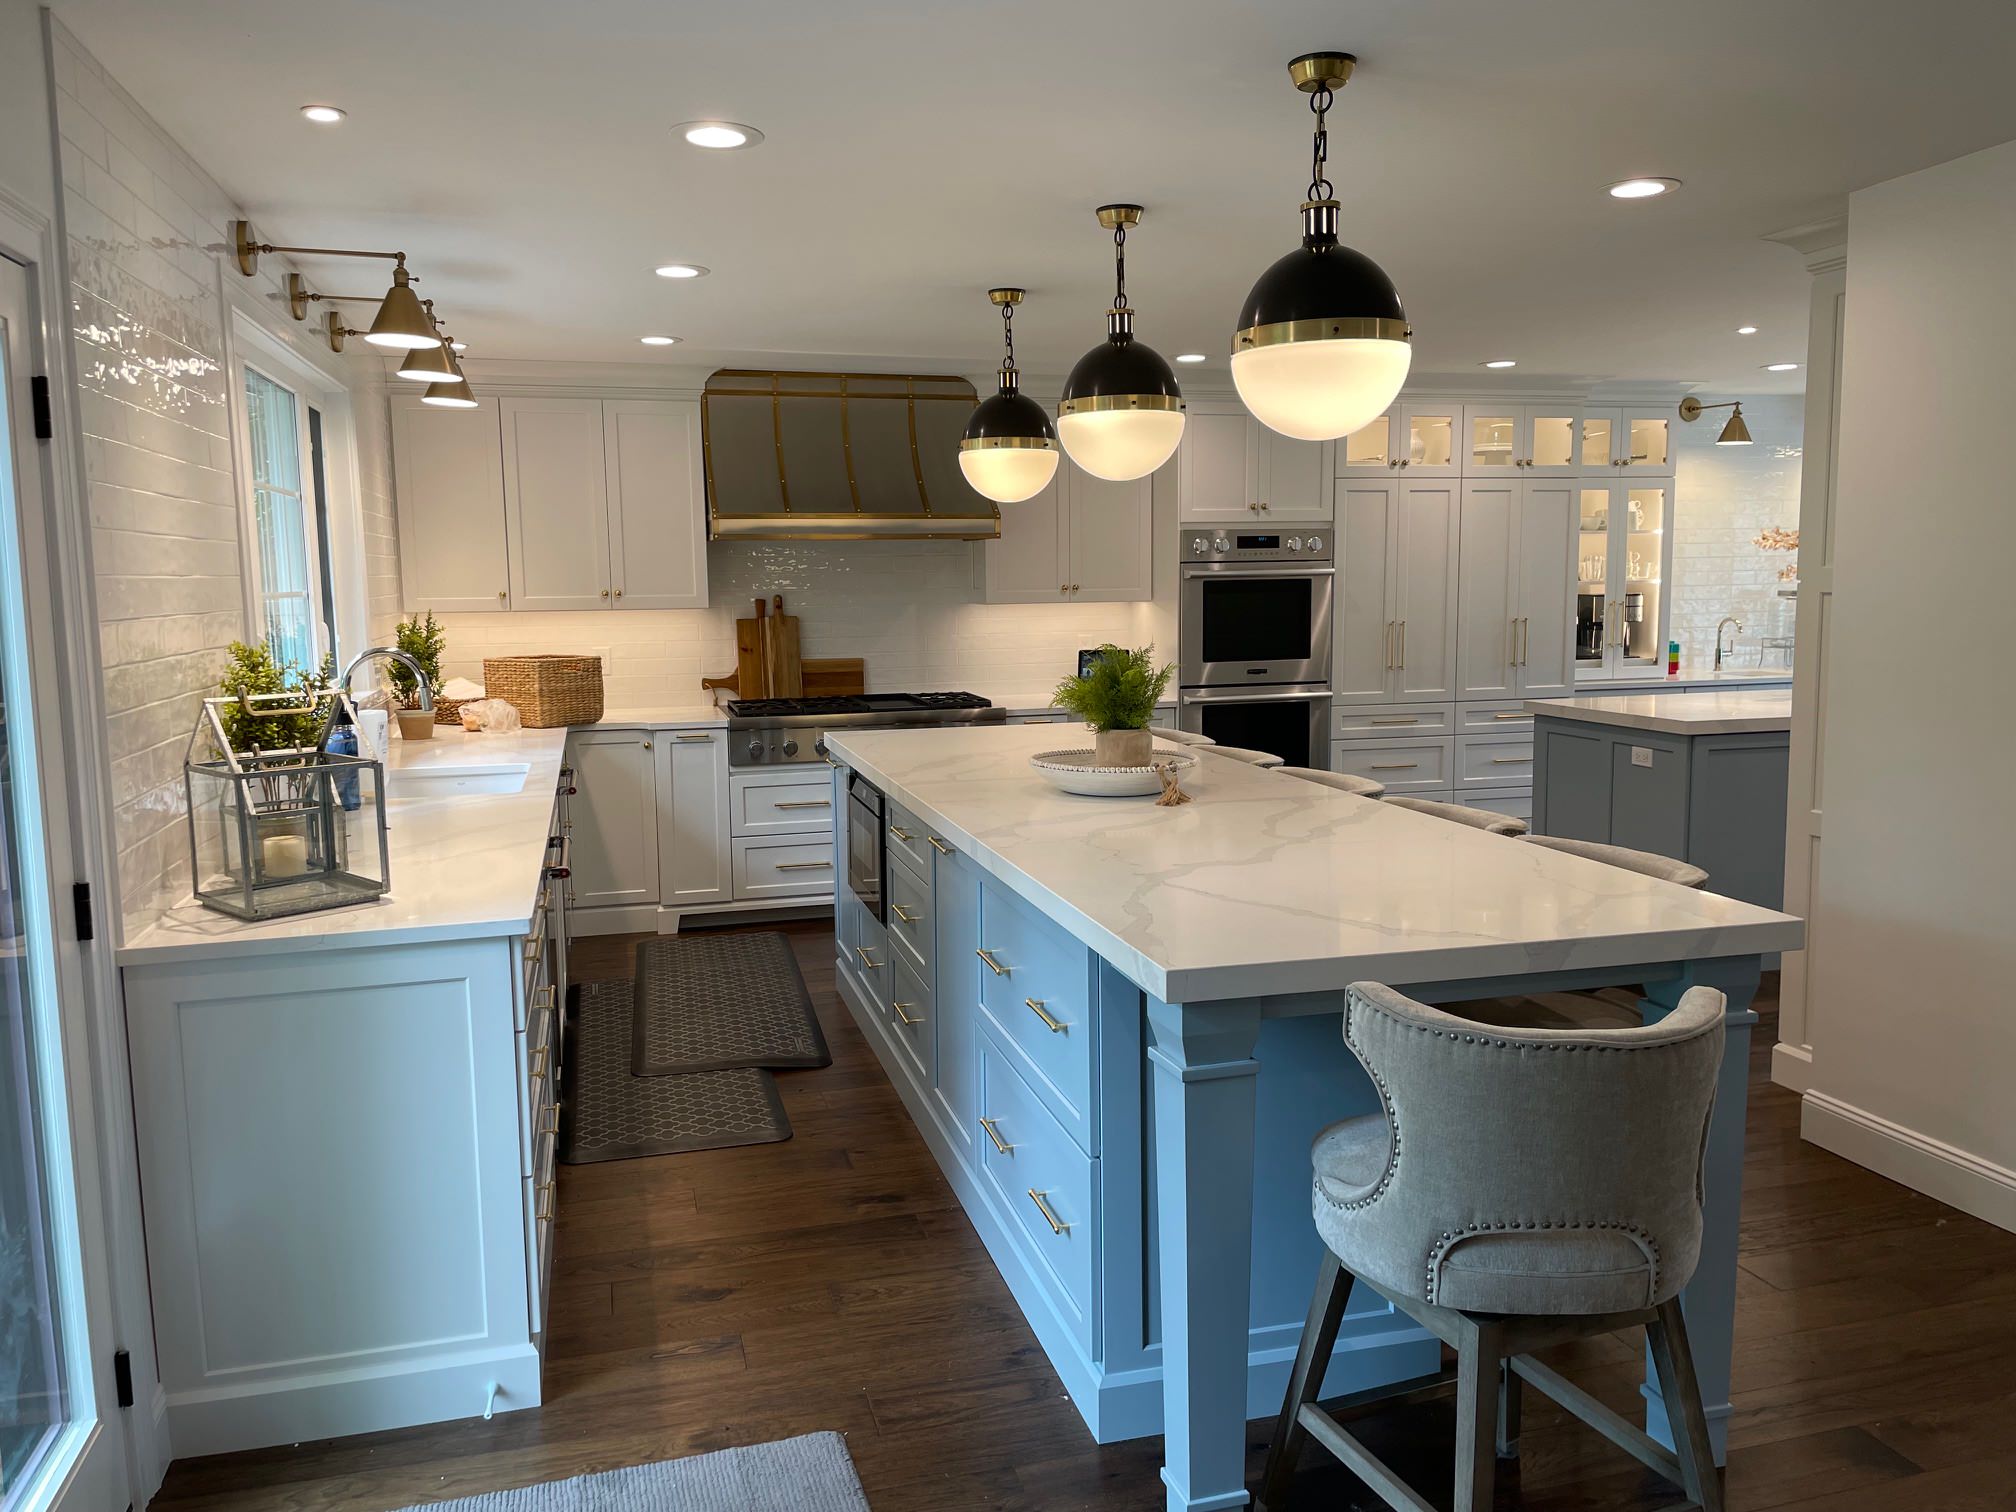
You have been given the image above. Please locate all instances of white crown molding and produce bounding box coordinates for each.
[1764,215,1849,274]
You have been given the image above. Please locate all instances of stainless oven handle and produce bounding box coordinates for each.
[1181,566,1336,581]
[1178,689,1333,705]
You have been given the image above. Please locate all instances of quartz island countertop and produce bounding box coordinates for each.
[118,725,571,965]
[1525,688,1794,736]
[822,723,1803,1003]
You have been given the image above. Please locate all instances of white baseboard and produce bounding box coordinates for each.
[1802,1091,2016,1234]
[1770,1040,1812,1093]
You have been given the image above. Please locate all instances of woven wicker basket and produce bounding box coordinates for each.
[482,655,605,727]
[432,696,474,727]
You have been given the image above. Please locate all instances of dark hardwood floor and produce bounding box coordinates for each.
[151,922,2016,1511]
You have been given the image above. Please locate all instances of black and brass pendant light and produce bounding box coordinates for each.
[1230,53,1412,440]
[1056,205,1185,481]
[1678,395,1753,446]
[958,288,1060,504]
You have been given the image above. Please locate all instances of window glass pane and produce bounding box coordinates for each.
[243,370,315,668]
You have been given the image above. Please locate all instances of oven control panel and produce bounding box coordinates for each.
[1180,525,1331,564]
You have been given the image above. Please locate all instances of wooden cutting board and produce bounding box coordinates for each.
[801,658,865,696]
[764,594,803,697]
[735,598,768,697]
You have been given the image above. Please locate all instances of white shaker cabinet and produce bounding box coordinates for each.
[1331,479,1458,705]
[1177,404,1333,521]
[391,395,513,611]
[501,397,612,611]
[656,729,732,909]
[983,458,1152,604]
[566,728,659,908]
[1581,407,1675,474]
[1456,479,1576,701]
[604,399,708,610]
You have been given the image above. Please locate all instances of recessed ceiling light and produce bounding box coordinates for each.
[654,263,708,280]
[449,340,467,352]
[1736,325,1759,335]
[1482,359,1518,369]
[1764,362,1800,372]
[1606,177,1682,199]
[300,104,346,124]
[640,335,680,346]
[1175,353,1207,364]
[676,120,764,150]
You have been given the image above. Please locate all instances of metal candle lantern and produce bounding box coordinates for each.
[183,689,390,921]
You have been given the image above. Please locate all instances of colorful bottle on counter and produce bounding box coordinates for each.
[1667,640,1681,678]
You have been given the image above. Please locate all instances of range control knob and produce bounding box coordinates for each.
[1306,534,1324,553]
[1189,535,1209,554]
[746,739,765,761]
[782,737,800,757]
[1286,536,1304,552]
[1212,536,1230,553]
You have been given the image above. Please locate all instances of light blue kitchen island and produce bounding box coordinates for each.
[825,723,1803,1512]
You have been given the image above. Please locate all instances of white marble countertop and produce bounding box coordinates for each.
[825,723,1803,1003]
[119,726,572,966]
[1526,689,1793,735]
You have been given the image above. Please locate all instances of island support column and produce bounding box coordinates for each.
[1640,954,1761,1464]
[1146,994,1265,1512]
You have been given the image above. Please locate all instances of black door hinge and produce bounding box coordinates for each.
[73,881,94,942]
[113,1347,133,1408]
[31,375,53,440]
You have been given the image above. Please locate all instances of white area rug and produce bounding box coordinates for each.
[389,1432,871,1511]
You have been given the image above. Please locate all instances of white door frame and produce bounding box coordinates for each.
[0,199,137,1512]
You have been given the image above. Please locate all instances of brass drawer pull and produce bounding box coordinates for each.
[674,732,714,742]
[774,799,831,809]
[927,835,953,855]
[776,860,833,871]
[1025,998,1067,1034]
[529,1045,549,1081]
[1369,762,1420,771]
[1027,1189,1070,1236]
[891,1000,923,1027]
[535,1181,555,1224]
[538,1105,560,1138]
[1369,717,1418,725]
[975,948,1009,976]
[889,825,915,842]
[1490,755,1531,765]
[891,904,919,924]
[1493,711,1527,720]
[979,1116,1013,1155]
[530,984,556,1012]
[853,946,881,970]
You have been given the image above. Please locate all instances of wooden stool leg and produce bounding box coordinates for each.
[1496,1356,1522,1459]
[1453,1318,1501,1512]
[1649,1298,1724,1512]
[1257,1250,1351,1512]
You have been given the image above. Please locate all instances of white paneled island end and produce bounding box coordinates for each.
[823,722,1802,1512]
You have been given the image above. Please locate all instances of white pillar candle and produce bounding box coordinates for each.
[262,832,309,879]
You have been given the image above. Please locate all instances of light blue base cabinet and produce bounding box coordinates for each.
[829,768,1437,1443]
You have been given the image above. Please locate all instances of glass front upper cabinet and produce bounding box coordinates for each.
[1575,481,1673,678]
[1459,405,1582,475]
[1340,409,1395,471]
[1464,406,1518,470]
[1338,403,1457,475]
[1582,407,1674,474]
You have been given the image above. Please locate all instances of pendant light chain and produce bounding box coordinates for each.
[1113,220,1128,311]
[1307,83,1334,202]
[1000,298,1019,390]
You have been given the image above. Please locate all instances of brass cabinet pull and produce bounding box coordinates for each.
[777,860,833,871]
[774,799,831,809]
[529,1045,549,1081]
[1491,755,1531,765]
[1382,620,1393,670]
[891,904,919,924]
[979,1116,1013,1155]
[1024,998,1067,1033]
[1369,716,1417,726]
[889,825,914,841]
[1027,1189,1070,1236]
[531,984,556,1012]
[927,835,953,855]
[1493,711,1527,720]
[535,1181,555,1224]
[891,1000,923,1027]
[1369,762,1419,771]
[854,946,881,969]
[538,1105,560,1138]
[975,947,1009,976]
[1396,620,1405,668]
[674,732,713,742]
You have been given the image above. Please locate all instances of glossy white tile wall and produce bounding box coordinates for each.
[432,539,1158,708]
[1669,392,1803,670]
[50,22,399,940]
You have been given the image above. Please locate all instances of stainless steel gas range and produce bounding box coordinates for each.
[724,692,1007,767]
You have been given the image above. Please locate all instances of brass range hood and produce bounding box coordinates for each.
[702,370,1001,541]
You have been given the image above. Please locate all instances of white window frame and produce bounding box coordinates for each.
[225,306,369,671]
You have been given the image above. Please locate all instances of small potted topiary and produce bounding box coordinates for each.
[1051,644,1174,768]
[390,610,446,740]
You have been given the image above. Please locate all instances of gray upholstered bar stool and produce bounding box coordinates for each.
[1275,767,1385,799]
[1382,794,1529,836]
[1210,745,1285,768]
[1147,726,1215,746]
[1524,834,1709,889]
[1260,982,1727,1512]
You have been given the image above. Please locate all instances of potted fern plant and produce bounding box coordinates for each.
[1051,645,1173,768]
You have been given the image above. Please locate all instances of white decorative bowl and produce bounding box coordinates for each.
[1029,748,1197,798]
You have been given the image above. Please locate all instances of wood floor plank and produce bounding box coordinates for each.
[148,930,2016,1512]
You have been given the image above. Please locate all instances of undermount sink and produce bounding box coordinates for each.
[388,761,531,796]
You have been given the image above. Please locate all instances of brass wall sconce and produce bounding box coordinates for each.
[1678,395,1753,446]
[231,220,435,349]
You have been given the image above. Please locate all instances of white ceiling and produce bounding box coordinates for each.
[49,0,2016,394]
